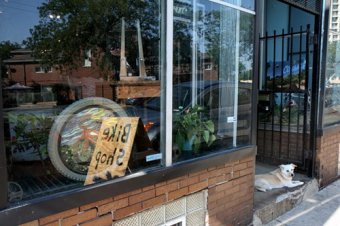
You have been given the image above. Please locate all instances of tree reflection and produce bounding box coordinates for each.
[26,0,161,78]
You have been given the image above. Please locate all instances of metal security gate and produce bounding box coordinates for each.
[257,25,314,171]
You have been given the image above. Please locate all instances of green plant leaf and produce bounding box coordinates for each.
[205,120,214,133]
[203,130,210,144]
[208,134,216,146]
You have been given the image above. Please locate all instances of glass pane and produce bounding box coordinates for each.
[324,35,340,126]
[172,0,254,161]
[1,0,163,204]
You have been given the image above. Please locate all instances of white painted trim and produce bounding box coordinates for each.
[165,0,174,167]
[208,0,256,15]
[233,10,240,147]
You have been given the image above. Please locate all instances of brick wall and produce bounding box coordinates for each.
[21,156,255,226]
[257,129,309,164]
[315,126,340,187]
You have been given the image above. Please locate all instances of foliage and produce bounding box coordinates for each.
[8,113,54,160]
[327,41,337,67]
[0,41,21,81]
[173,105,216,153]
[25,0,160,76]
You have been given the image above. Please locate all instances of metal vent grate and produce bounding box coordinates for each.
[280,0,321,14]
[186,210,205,226]
[113,215,138,226]
[165,199,186,221]
[141,207,164,226]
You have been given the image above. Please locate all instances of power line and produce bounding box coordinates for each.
[7,0,39,9]
[0,4,37,14]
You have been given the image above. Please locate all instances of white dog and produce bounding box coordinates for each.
[255,164,304,192]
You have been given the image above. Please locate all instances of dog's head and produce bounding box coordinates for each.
[279,163,297,179]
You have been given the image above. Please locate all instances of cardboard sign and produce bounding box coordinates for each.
[84,117,139,185]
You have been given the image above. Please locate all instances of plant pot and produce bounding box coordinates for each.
[181,136,195,159]
[183,136,195,151]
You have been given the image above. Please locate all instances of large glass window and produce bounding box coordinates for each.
[0,0,255,208]
[172,0,254,160]
[1,0,163,204]
[324,0,340,126]
[324,31,340,126]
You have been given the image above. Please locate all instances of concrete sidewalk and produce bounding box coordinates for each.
[264,179,340,226]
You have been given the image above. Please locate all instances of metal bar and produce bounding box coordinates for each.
[264,31,268,91]
[271,30,277,158]
[279,29,285,159]
[263,32,268,155]
[302,25,310,166]
[295,26,303,156]
[287,27,294,160]
[309,19,320,176]
[259,30,308,40]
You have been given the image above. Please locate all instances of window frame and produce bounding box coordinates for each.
[0,1,257,224]
[34,66,53,73]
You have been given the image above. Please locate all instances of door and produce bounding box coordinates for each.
[257,26,313,171]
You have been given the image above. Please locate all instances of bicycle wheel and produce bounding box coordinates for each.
[48,97,128,181]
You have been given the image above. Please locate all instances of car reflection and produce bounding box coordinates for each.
[126,80,252,150]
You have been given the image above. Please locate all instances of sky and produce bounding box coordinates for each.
[0,0,46,44]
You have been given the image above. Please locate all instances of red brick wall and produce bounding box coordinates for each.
[316,126,340,187]
[20,156,255,226]
[257,129,309,164]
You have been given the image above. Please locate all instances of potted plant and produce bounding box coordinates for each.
[173,105,216,157]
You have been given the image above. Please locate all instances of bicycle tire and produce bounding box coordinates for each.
[48,97,128,181]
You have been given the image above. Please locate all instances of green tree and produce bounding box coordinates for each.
[327,41,337,67]
[0,41,21,80]
[26,0,160,77]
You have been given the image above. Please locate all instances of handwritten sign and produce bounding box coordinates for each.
[84,117,139,185]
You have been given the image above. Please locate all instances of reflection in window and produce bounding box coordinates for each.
[172,0,254,161]
[35,66,52,73]
[1,0,163,204]
[324,36,340,126]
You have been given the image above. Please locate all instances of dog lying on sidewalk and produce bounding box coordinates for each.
[255,163,304,192]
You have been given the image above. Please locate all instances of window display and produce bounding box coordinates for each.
[172,0,254,160]
[0,0,255,207]
[324,31,340,126]
[1,0,163,204]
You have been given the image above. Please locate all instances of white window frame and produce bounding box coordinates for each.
[35,66,52,73]
[84,49,92,67]
[163,0,255,166]
[164,216,186,226]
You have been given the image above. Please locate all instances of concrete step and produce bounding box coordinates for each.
[253,178,319,225]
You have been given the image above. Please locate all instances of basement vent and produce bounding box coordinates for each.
[113,190,207,226]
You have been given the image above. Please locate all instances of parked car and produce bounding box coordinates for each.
[127,80,252,150]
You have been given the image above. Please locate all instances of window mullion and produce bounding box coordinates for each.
[164,0,174,167]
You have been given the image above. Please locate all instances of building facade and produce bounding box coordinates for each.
[0,0,339,226]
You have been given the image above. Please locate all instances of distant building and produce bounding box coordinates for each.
[3,49,108,101]
[329,0,340,41]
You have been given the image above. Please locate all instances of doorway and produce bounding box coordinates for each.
[256,0,319,173]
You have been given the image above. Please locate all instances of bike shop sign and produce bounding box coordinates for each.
[85,117,139,185]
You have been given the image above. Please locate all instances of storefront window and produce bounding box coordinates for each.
[172,0,254,161]
[324,36,340,126]
[1,0,163,204]
[324,1,340,126]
